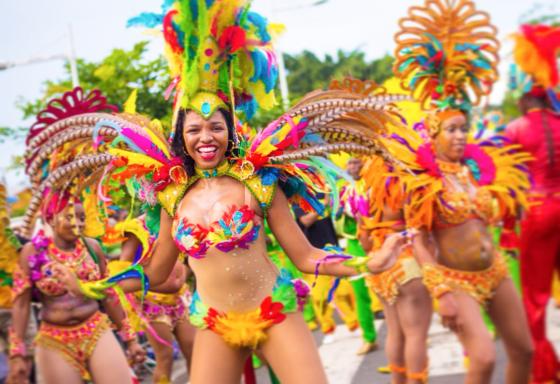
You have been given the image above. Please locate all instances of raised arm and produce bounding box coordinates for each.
[267,189,358,277]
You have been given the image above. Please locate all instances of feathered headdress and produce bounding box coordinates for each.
[22,87,118,237]
[128,0,280,122]
[510,24,560,111]
[393,0,500,112]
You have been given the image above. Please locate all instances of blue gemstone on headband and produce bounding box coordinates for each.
[201,102,211,116]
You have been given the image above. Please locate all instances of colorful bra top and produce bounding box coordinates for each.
[27,232,101,297]
[396,140,530,230]
[434,161,494,227]
[172,205,262,259]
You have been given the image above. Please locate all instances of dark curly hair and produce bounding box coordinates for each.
[171,108,237,177]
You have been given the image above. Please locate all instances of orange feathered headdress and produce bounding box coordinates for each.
[512,24,560,90]
[393,0,500,112]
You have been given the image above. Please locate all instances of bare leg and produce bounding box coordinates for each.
[453,292,496,384]
[189,329,250,384]
[261,312,328,384]
[396,279,432,384]
[146,322,175,383]
[35,346,83,384]
[173,319,196,372]
[487,279,533,384]
[381,298,406,384]
[89,330,133,384]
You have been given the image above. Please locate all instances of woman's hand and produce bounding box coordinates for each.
[50,264,81,296]
[438,292,460,333]
[7,356,29,384]
[53,264,106,299]
[367,231,412,273]
[126,340,146,365]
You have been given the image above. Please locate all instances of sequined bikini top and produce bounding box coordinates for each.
[172,205,262,259]
[434,161,494,228]
[29,232,101,297]
[168,161,268,259]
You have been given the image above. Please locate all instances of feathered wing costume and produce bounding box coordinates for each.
[388,0,531,228]
[0,183,21,308]
[382,1,532,333]
[384,123,532,230]
[24,0,410,299]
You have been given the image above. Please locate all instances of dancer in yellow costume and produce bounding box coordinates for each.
[44,1,412,382]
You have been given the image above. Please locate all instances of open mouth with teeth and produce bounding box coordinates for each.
[197,145,219,161]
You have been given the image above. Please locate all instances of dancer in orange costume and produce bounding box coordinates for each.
[389,1,534,382]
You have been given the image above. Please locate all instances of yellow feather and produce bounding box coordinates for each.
[108,148,161,168]
[123,89,138,114]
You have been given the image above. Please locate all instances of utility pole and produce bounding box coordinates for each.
[67,24,79,87]
[0,24,80,88]
[272,0,329,111]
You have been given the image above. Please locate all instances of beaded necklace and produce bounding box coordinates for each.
[48,240,86,269]
[194,160,231,179]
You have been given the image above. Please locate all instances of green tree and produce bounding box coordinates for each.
[18,41,172,125]
[251,50,394,128]
[283,50,393,98]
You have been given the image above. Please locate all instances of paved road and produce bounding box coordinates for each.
[158,303,560,383]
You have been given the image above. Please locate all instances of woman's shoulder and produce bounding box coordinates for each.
[227,162,277,212]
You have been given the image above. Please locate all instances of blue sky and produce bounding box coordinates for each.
[0,0,556,192]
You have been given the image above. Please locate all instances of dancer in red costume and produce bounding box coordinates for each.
[506,23,560,384]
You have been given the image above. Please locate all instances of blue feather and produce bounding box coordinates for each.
[250,50,278,93]
[247,12,271,43]
[127,12,163,28]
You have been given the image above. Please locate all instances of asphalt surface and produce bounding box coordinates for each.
[161,300,553,383]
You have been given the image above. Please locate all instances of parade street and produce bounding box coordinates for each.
[164,302,560,384]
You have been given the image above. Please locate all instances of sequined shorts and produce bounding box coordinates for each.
[188,270,301,349]
[143,285,190,329]
[34,311,111,380]
[367,250,422,304]
[439,255,509,306]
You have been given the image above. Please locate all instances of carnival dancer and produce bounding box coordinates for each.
[361,148,432,384]
[35,1,415,382]
[389,1,534,383]
[506,22,560,384]
[8,88,146,384]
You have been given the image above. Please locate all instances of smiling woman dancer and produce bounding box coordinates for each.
[387,1,534,383]
[9,89,145,383]
[30,1,414,383]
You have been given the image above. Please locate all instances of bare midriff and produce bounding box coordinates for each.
[433,218,494,271]
[40,294,99,326]
[175,176,279,312]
